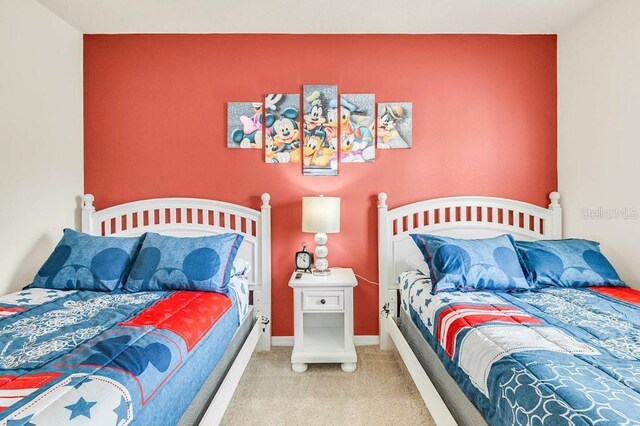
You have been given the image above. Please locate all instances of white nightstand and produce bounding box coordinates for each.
[288,267,357,373]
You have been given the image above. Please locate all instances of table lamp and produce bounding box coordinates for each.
[302,195,341,275]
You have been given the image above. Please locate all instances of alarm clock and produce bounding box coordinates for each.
[295,244,313,274]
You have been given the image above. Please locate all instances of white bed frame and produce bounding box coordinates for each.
[81,193,272,425]
[377,192,562,425]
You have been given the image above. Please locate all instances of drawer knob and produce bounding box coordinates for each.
[320,299,326,305]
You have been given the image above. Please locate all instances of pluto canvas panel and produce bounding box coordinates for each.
[264,94,301,163]
[227,102,264,148]
[339,94,376,163]
[302,85,338,176]
[377,102,413,149]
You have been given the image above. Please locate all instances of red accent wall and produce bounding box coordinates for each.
[84,34,557,336]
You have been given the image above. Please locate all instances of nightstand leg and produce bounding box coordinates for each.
[292,363,308,373]
[341,362,357,373]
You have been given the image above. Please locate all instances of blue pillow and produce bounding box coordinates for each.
[410,234,531,293]
[31,229,143,291]
[124,232,244,293]
[516,239,625,288]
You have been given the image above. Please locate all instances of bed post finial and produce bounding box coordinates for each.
[81,194,96,235]
[548,191,560,209]
[82,194,95,211]
[261,193,271,209]
[548,192,562,239]
[378,192,388,208]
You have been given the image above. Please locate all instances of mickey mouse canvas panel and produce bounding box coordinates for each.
[227,102,264,149]
[339,94,376,163]
[377,102,413,149]
[303,85,338,176]
[264,94,301,163]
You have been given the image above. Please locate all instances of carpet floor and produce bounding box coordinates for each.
[221,346,434,425]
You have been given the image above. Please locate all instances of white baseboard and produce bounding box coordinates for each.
[272,335,379,346]
[271,336,294,346]
[354,335,380,346]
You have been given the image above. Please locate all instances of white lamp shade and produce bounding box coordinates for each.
[302,196,341,233]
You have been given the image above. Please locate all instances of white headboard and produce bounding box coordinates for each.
[81,193,272,351]
[377,192,561,349]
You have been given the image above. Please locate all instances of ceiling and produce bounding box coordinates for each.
[37,0,605,34]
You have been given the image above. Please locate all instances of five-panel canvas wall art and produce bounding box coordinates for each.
[227,85,412,175]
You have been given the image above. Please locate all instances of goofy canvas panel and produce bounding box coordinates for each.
[302,85,338,176]
[264,94,301,164]
[339,94,375,163]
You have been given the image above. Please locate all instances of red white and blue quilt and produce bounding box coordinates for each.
[399,270,640,425]
[0,288,241,425]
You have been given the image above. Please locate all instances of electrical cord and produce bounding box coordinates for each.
[354,273,379,286]
[329,266,379,286]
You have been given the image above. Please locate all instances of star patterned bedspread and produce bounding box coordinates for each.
[0,287,243,426]
[398,270,640,425]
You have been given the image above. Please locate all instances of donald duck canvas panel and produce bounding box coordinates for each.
[227,101,267,148]
[337,94,376,163]
[302,85,338,176]
[264,94,301,163]
[377,102,413,149]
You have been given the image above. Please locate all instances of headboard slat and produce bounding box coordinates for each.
[470,206,477,222]
[481,206,488,222]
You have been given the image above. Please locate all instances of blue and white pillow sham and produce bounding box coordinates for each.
[516,238,625,288]
[31,229,143,291]
[410,233,531,293]
[123,232,243,293]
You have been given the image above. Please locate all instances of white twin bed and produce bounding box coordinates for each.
[377,192,640,426]
[0,194,271,426]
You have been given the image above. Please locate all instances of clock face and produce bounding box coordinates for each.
[296,252,311,269]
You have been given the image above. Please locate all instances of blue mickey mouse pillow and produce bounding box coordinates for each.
[31,229,143,291]
[516,239,625,288]
[123,232,243,294]
[410,233,532,293]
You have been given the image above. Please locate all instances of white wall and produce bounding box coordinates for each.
[0,0,83,294]
[559,0,640,287]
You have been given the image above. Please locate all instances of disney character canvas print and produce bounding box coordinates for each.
[264,94,301,163]
[377,102,413,149]
[338,94,375,163]
[227,101,267,148]
[302,85,338,176]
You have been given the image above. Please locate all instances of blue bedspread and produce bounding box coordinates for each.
[399,270,640,425]
[0,288,240,425]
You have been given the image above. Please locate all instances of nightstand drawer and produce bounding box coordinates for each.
[302,290,344,311]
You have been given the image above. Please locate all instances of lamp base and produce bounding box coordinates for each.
[313,233,330,276]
